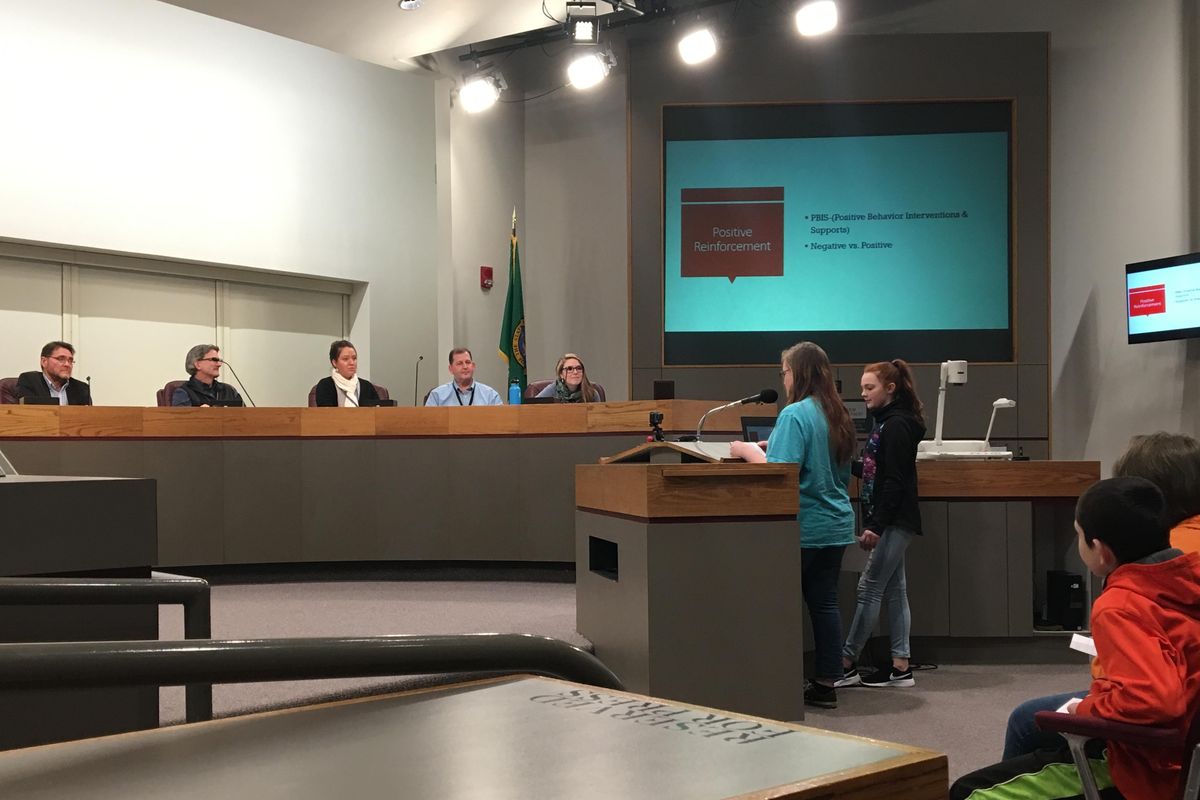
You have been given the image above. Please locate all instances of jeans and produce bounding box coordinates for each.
[842,525,914,662]
[801,545,847,682]
[1002,690,1090,760]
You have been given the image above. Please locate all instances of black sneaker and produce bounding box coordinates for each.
[861,666,915,688]
[804,682,838,709]
[833,665,861,688]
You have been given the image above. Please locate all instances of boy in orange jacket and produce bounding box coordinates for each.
[952,477,1200,800]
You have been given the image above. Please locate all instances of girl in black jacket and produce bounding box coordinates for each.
[836,359,926,689]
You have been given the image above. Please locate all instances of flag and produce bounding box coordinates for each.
[498,207,527,393]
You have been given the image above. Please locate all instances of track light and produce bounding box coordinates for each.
[678,28,717,65]
[567,49,615,90]
[566,1,600,45]
[459,73,505,113]
[795,0,838,36]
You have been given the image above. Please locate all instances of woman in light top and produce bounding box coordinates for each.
[535,353,605,403]
[314,340,382,407]
[729,341,857,709]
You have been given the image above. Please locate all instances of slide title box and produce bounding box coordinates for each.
[680,187,784,282]
[1128,284,1166,317]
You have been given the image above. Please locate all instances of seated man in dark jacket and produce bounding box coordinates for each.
[171,344,242,407]
[16,341,92,405]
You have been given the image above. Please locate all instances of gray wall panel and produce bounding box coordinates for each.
[301,440,379,561]
[443,439,520,560]
[223,440,303,563]
[948,502,1009,636]
[1006,501,1034,634]
[0,440,63,475]
[908,502,950,637]
[374,439,452,560]
[627,32,1049,456]
[145,440,224,566]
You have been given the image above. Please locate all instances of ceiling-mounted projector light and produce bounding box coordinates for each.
[459,73,505,113]
[795,0,838,36]
[398,0,422,9]
[678,28,717,65]
[566,50,614,90]
[566,1,600,44]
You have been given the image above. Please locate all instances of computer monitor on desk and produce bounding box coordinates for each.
[740,416,777,443]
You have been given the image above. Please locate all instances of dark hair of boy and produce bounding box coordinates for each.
[1076,476,1171,565]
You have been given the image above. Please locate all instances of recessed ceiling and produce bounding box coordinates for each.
[159,0,583,71]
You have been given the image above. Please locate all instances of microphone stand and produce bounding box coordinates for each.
[695,400,742,442]
[413,355,423,407]
[219,361,256,407]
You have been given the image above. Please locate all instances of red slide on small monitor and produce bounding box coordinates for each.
[1128,284,1166,317]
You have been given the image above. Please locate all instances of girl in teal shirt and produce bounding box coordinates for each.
[731,341,857,709]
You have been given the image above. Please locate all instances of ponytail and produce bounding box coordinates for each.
[864,358,924,421]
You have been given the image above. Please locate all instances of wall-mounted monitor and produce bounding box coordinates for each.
[662,101,1013,365]
[1126,251,1200,344]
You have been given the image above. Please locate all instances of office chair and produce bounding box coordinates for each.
[156,380,187,407]
[1035,709,1200,800]
[309,383,391,407]
[0,377,18,405]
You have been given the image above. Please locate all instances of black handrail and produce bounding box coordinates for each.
[0,633,623,722]
[0,576,212,722]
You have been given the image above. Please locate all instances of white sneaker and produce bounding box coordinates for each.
[861,667,915,688]
[833,666,862,688]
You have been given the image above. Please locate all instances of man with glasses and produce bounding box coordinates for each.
[171,344,242,407]
[16,341,92,405]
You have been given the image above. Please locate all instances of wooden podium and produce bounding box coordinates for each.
[575,443,803,720]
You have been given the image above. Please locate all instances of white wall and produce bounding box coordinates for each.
[522,58,630,399]
[442,75,526,396]
[442,0,1196,462]
[849,0,1196,465]
[0,0,439,395]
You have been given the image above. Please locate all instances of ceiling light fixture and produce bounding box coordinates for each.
[459,73,505,113]
[677,28,717,65]
[566,49,615,90]
[795,0,838,36]
[566,1,600,45]
[397,0,422,9]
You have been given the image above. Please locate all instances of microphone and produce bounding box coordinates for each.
[413,355,424,407]
[695,388,778,442]
[216,359,256,407]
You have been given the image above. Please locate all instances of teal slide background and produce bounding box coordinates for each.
[664,132,1010,332]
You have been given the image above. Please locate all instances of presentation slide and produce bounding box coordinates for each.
[1127,256,1200,343]
[662,102,1013,365]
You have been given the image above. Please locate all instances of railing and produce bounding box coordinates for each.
[0,575,212,721]
[0,633,623,723]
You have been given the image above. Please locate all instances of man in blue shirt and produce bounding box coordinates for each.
[424,348,502,406]
[15,341,92,405]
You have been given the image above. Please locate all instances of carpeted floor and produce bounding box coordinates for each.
[159,579,1091,782]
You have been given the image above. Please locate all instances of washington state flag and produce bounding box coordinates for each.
[498,207,527,392]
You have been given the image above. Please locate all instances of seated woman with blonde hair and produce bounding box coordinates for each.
[536,353,605,403]
[314,340,382,407]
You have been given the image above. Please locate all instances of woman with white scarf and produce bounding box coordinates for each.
[313,340,383,407]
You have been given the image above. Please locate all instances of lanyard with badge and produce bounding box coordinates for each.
[454,385,475,406]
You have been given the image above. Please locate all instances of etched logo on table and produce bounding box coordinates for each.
[529,688,795,744]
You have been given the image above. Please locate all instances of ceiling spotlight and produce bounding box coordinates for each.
[397,0,422,9]
[459,73,505,113]
[566,1,600,45]
[795,0,838,36]
[678,28,717,65]
[567,50,614,90]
